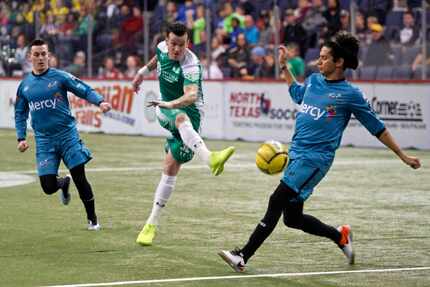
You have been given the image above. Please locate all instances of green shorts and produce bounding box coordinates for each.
[156,107,201,164]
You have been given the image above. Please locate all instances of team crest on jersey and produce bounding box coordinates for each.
[326,105,336,118]
[172,66,181,74]
[54,92,64,101]
[184,72,200,82]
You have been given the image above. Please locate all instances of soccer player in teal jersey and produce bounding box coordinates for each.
[219,32,421,272]
[15,39,112,230]
[132,22,235,246]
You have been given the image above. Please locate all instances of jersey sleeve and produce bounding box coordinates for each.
[59,71,104,105]
[14,83,29,140]
[182,63,202,86]
[288,75,312,104]
[349,90,385,136]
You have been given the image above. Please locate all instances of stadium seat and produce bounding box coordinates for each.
[385,11,403,27]
[376,66,393,79]
[391,45,402,65]
[412,67,430,79]
[358,66,377,80]
[392,66,412,79]
[401,46,421,66]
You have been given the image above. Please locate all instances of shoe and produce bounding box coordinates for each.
[59,175,71,205]
[338,224,355,265]
[136,224,156,246]
[87,219,101,231]
[218,248,246,272]
[209,146,235,176]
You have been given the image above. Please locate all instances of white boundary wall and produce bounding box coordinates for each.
[1,79,429,149]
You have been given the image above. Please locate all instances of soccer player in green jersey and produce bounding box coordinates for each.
[132,22,235,246]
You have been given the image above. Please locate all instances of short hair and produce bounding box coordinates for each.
[30,39,48,49]
[323,31,359,70]
[166,22,188,38]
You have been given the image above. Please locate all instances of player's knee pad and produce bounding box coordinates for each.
[39,175,59,195]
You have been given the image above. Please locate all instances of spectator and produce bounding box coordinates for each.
[211,37,226,61]
[222,2,245,34]
[282,9,307,58]
[339,10,350,32]
[14,33,32,76]
[65,50,86,78]
[49,54,60,68]
[229,16,245,47]
[124,55,140,78]
[98,56,123,79]
[201,54,224,80]
[294,0,311,23]
[165,1,178,24]
[227,33,250,78]
[243,46,275,79]
[121,6,143,47]
[244,15,259,46]
[323,0,341,39]
[285,42,305,81]
[302,0,327,47]
[398,10,419,46]
[191,4,206,53]
[365,23,393,67]
[354,11,367,44]
[258,10,276,49]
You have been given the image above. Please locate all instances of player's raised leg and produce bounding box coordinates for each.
[175,113,235,176]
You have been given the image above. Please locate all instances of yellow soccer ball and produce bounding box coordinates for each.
[256,140,289,175]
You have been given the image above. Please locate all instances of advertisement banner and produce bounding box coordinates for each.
[342,83,430,149]
[223,82,299,142]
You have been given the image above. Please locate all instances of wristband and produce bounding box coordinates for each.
[17,138,25,142]
[137,66,150,76]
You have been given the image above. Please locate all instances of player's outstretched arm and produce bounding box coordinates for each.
[278,45,296,86]
[147,84,198,109]
[377,129,421,169]
[132,56,157,93]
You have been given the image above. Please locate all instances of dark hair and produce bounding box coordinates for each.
[323,31,359,70]
[166,22,188,38]
[30,39,48,49]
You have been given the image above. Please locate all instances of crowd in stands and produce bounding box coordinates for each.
[0,0,429,80]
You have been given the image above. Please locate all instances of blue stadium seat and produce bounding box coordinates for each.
[358,66,377,80]
[376,66,393,79]
[401,46,421,65]
[412,67,430,79]
[392,66,412,79]
[385,11,403,27]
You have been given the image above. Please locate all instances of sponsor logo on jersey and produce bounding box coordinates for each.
[29,98,57,112]
[23,86,29,92]
[47,81,58,89]
[301,104,326,120]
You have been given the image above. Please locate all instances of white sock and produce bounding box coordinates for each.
[178,121,211,164]
[146,173,176,225]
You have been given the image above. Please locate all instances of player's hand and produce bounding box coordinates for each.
[132,73,144,93]
[278,45,288,65]
[17,140,29,153]
[147,100,173,109]
[99,101,112,113]
[402,155,421,169]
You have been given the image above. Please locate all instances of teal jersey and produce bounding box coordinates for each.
[288,73,385,165]
[15,68,103,139]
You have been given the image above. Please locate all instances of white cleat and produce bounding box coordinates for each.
[338,224,355,265]
[218,248,246,272]
[87,220,101,231]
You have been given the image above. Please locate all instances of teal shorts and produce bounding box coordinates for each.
[156,107,201,164]
[35,131,92,176]
[282,158,331,202]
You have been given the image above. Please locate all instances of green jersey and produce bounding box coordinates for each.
[156,41,204,118]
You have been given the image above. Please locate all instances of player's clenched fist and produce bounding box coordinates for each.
[17,140,29,152]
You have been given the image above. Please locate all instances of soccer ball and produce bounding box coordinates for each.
[256,140,289,175]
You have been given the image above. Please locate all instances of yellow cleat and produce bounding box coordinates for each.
[136,224,156,246]
[209,146,235,176]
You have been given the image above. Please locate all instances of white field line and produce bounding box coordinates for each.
[2,159,399,175]
[42,266,430,287]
